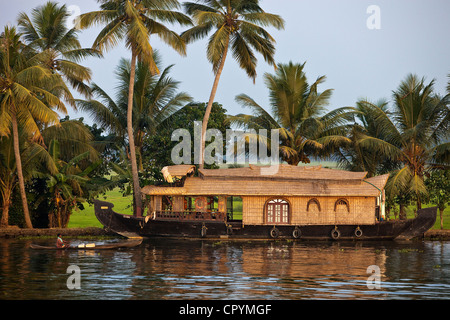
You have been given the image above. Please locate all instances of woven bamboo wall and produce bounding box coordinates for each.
[242,196,376,226]
[242,196,266,225]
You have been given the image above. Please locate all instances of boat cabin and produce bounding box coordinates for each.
[141,164,389,227]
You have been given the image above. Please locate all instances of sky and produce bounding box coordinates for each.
[1,0,449,125]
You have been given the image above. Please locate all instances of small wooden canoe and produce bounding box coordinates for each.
[30,239,143,250]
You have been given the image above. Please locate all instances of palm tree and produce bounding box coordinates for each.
[76,56,192,170]
[114,56,193,164]
[0,131,55,227]
[357,74,450,211]
[231,61,354,165]
[0,135,16,227]
[17,1,102,97]
[42,139,99,228]
[0,26,72,228]
[79,0,192,217]
[41,118,99,163]
[335,99,400,177]
[181,0,285,168]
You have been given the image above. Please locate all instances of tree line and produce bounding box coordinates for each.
[0,1,448,229]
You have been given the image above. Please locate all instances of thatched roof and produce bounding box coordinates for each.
[142,164,389,197]
[198,164,367,181]
[161,165,195,183]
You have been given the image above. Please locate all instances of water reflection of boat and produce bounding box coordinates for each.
[94,165,437,240]
[30,239,143,250]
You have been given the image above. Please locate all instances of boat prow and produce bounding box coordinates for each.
[396,206,438,240]
[94,200,141,237]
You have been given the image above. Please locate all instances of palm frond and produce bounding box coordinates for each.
[206,24,230,72]
[183,2,219,15]
[181,22,214,43]
[92,17,126,52]
[241,12,285,29]
[357,134,402,161]
[231,32,257,80]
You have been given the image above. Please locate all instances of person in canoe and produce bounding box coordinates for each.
[56,234,69,248]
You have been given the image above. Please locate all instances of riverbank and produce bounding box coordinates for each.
[423,229,450,241]
[0,226,114,238]
[0,226,449,240]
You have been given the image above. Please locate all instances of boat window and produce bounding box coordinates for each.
[208,196,219,212]
[162,196,173,211]
[184,197,194,211]
[307,198,321,212]
[334,198,350,213]
[227,196,242,221]
[266,198,289,224]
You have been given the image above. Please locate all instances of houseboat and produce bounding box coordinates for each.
[94,164,437,240]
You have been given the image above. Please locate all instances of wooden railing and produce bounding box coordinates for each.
[154,210,227,222]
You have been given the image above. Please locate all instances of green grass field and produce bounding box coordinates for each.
[68,188,133,228]
[69,190,449,230]
[403,204,450,230]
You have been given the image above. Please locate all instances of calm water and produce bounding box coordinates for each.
[0,238,449,300]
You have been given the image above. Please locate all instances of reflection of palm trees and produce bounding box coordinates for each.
[231,62,355,165]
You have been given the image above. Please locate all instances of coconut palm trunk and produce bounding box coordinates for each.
[127,49,143,216]
[0,187,12,227]
[11,112,33,228]
[79,0,191,217]
[200,39,229,169]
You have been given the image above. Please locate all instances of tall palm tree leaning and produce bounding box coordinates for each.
[79,0,192,217]
[17,1,102,98]
[181,0,285,168]
[0,27,72,228]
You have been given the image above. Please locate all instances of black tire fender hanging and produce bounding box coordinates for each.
[331,227,341,240]
[292,226,301,239]
[270,226,280,239]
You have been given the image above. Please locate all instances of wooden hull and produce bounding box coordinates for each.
[94,200,437,241]
[30,239,143,250]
